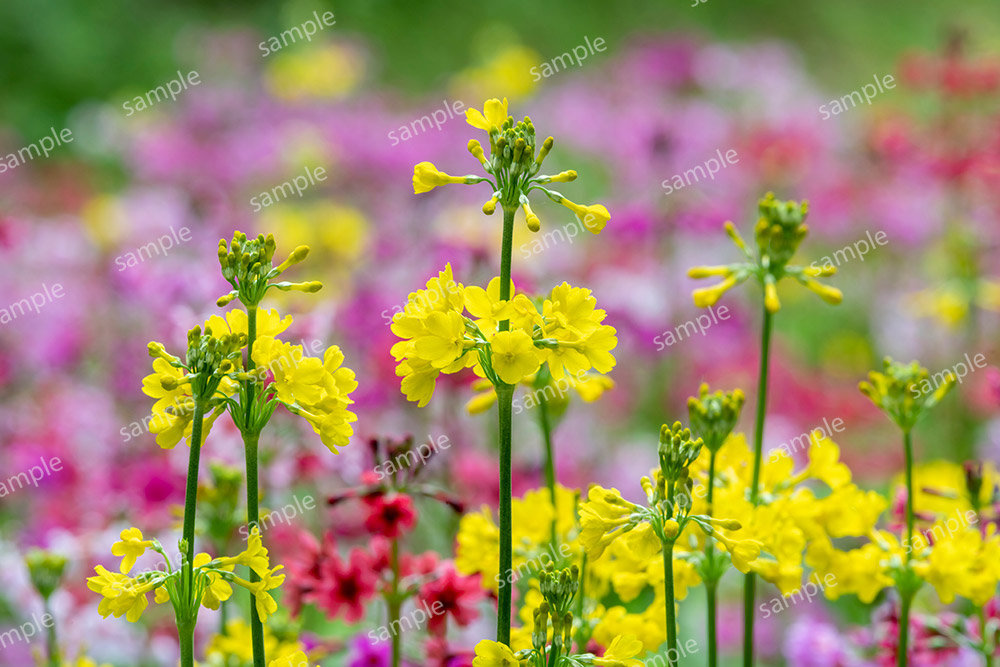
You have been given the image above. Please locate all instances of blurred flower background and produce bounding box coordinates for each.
[2,1,1000,665]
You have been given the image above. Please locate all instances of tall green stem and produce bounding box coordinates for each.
[389,537,402,667]
[178,620,195,667]
[663,539,678,667]
[743,307,773,667]
[44,599,58,667]
[496,206,516,644]
[898,592,911,667]
[242,305,266,667]
[179,400,205,667]
[706,450,718,667]
[902,429,915,554]
[897,428,915,667]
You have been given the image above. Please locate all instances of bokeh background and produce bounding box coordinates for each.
[2,1,1000,664]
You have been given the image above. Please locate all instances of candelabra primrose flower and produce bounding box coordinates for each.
[412,97,611,235]
[391,267,617,406]
[859,356,956,432]
[688,193,842,313]
[88,527,283,625]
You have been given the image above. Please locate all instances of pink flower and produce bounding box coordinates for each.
[363,493,418,539]
[316,547,379,622]
[416,562,483,636]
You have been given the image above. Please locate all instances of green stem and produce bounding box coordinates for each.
[244,431,266,667]
[897,428,915,667]
[496,382,514,645]
[389,537,402,667]
[663,539,678,667]
[496,206,516,645]
[242,305,266,667]
[898,592,912,667]
[44,599,58,667]
[744,306,773,667]
[178,619,195,667]
[706,449,718,667]
[706,581,717,667]
[903,429,915,557]
[178,399,205,667]
[537,395,558,546]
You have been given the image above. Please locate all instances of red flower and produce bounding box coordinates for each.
[363,493,418,538]
[416,562,484,636]
[316,547,379,622]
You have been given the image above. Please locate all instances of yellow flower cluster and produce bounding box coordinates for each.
[143,308,358,453]
[207,619,307,665]
[391,265,616,406]
[692,432,886,596]
[810,461,1000,606]
[87,527,285,624]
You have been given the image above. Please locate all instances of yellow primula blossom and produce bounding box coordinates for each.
[593,633,645,667]
[465,97,509,133]
[472,639,520,667]
[208,619,306,664]
[392,266,616,406]
[250,333,358,454]
[413,161,474,194]
[267,649,317,667]
[110,528,153,574]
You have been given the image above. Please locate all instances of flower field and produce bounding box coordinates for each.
[2,2,1000,665]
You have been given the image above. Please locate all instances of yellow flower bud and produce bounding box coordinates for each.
[663,519,680,539]
[764,281,781,313]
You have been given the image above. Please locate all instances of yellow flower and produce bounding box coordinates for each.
[87,566,152,622]
[594,633,644,667]
[111,528,153,574]
[490,330,542,384]
[413,161,469,194]
[252,336,327,406]
[558,198,611,234]
[472,639,520,667]
[465,98,509,133]
[691,274,740,309]
[209,619,306,664]
[414,310,470,369]
[268,650,314,667]
[193,553,233,610]
[579,485,638,560]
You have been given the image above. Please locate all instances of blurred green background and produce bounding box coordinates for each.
[2,0,999,138]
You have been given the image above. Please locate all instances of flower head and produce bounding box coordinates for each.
[688,193,841,313]
[859,357,955,431]
[687,384,745,453]
[413,98,610,235]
